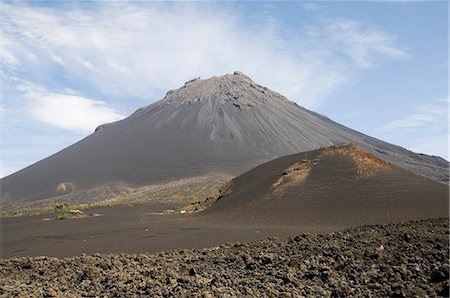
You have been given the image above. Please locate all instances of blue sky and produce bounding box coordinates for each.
[1,1,448,178]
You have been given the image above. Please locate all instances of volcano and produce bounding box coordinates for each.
[1,72,448,208]
[201,144,449,227]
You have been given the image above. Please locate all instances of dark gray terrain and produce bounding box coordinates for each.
[1,218,448,297]
[202,143,449,226]
[1,72,447,207]
[2,144,446,259]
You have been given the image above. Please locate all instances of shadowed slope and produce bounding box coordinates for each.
[201,144,449,227]
[1,72,448,207]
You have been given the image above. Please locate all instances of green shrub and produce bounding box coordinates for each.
[55,203,69,210]
[56,213,67,220]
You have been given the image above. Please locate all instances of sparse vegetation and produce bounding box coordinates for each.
[55,203,68,210]
[56,213,67,220]
[190,194,200,202]
[0,176,228,218]
[168,194,184,201]
[13,211,23,217]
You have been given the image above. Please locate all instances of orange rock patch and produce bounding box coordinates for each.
[319,143,391,178]
[271,160,316,192]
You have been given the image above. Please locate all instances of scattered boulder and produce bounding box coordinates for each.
[431,266,449,283]
[0,218,448,297]
[69,209,84,216]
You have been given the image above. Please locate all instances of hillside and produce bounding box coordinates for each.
[202,144,449,227]
[1,72,447,208]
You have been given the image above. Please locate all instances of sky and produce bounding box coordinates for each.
[1,1,448,178]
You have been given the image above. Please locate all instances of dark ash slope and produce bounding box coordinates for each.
[1,72,447,206]
[202,144,449,227]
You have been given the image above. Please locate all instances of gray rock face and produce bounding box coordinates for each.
[1,72,448,206]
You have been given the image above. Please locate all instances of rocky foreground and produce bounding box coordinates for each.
[1,218,448,297]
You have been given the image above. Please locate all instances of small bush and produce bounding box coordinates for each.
[56,213,67,220]
[13,211,23,216]
[55,203,69,210]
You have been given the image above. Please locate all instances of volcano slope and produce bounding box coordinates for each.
[201,144,449,228]
[1,72,448,209]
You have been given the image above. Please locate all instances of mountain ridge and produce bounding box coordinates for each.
[1,72,448,208]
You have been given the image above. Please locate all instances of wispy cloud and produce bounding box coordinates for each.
[378,98,448,133]
[17,81,125,132]
[2,2,410,108]
[306,18,410,69]
[303,3,323,11]
[376,97,448,159]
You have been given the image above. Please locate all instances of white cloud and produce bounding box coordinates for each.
[303,3,323,11]
[378,99,448,132]
[375,98,448,160]
[1,2,409,108]
[18,82,125,132]
[1,34,22,67]
[309,18,410,69]
[438,96,450,103]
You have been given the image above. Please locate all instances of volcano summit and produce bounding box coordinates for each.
[1,72,448,208]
